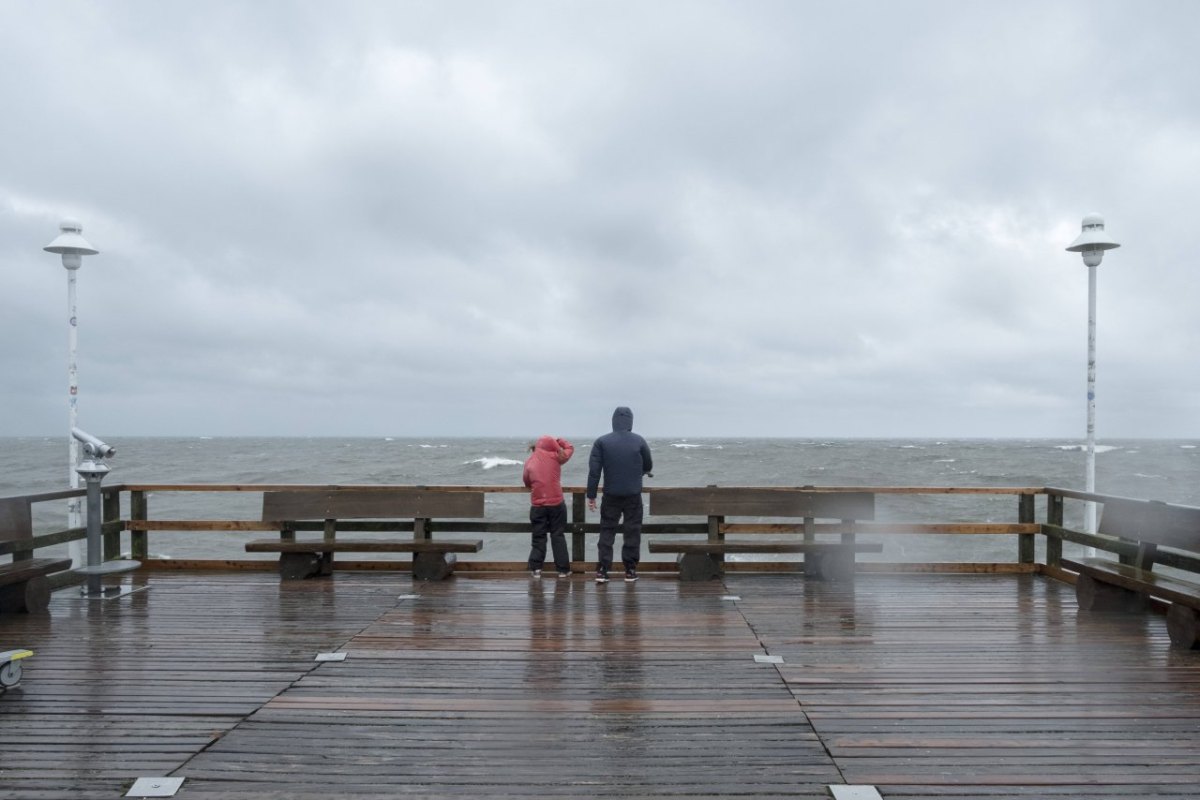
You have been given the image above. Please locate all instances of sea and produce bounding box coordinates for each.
[4,437,1198,565]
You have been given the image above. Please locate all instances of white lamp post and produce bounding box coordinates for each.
[44,219,99,568]
[1065,213,1120,538]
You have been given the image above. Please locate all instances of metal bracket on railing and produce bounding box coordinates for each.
[72,429,142,599]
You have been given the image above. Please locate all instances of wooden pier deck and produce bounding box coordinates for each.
[3,571,1200,799]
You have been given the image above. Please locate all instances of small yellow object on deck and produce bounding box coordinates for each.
[1,649,33,689]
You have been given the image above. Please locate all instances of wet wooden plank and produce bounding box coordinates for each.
[731,573,1200,798]
[3,571,1200,798]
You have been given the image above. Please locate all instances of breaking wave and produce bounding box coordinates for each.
[1055,444,1120,453]
[465,457,522,470]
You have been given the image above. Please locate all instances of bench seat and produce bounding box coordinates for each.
[255,489,487,581]
[1064,497,1200,649]
[0,558,73,614]
[245,539,483,554]
[648,489,877,582]
[649,540,881,581]
[1065,557,1200,648]
[1067,557,1200,609]
[246,538,483,581]
[649,541,883,555]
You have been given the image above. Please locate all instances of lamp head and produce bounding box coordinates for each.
[1065,212,1120,267]
[44,218,99,270]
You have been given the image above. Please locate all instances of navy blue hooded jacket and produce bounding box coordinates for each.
[586,407,653,499]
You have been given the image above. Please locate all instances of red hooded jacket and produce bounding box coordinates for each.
[523,436,574,507]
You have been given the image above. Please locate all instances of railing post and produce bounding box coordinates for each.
[1046,492,1063,567]
[130,490,148,561]
[571,492,586,564]
[320,518,336,576]
[708,514,724,565]
[102,488,121,561]
[1018,493,1035,564]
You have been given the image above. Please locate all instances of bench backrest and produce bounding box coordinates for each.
[0,498,32,542]
[262,489,485,521]
[1099,498,1200,554]
[650,488,874,520]
[0,498,33,560]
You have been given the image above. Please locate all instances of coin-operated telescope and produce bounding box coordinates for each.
[71,429,140,598]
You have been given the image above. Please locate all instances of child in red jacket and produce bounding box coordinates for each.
[523,435,574,578]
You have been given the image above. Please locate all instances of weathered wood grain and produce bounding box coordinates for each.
[3,571,1200,799]
[261,489,485,521]
[650,488,875,519]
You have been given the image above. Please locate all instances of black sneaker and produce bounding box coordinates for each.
[595,569,609,583]
[624,568,638,582]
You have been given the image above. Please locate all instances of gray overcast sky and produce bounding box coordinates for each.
[2,1,1197,439]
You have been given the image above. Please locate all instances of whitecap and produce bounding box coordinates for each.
[466,457,522,469]
[934,458,957,463]
[1134,473,1166,480]
[1055,444,1120,453]
[1182,445,1197,450]
[672,443,703,449]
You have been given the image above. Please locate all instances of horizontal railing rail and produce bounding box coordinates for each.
[4,483,1197,579]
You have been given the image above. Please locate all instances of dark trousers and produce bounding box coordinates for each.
[597,493,643,572]
[529,503,569,572]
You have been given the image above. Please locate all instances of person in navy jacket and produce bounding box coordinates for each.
[586,407,653,583]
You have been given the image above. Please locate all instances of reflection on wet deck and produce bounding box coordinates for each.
[2,571,1200,799]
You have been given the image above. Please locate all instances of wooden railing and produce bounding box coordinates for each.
[3,483,1197,578]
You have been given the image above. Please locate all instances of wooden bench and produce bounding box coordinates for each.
[647,488,879,581]
[0,498,72,613]
[246,489,485,581]
[1064,497,1200,649]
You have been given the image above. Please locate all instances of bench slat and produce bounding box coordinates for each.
[649,488,874,519]
[245,539,483,554]
[262,490,484,521]
[0,558,73,585]
[1065,558,1200,609]
[648,541,883,554]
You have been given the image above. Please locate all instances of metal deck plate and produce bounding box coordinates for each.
[828,786,883,800]
[722,595,741,601]
[126,777,184,797]
[397,594,420,600]
[82,585,150,601]
[753,654,783,664]
[315,652,347,662]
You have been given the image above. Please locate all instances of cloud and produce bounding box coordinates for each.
[1,1,1197,438]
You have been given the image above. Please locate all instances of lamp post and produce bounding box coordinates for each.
[1065,213,1120,538]
[44,219,99,568]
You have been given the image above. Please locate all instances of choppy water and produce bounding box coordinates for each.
[4,436,1198,564]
